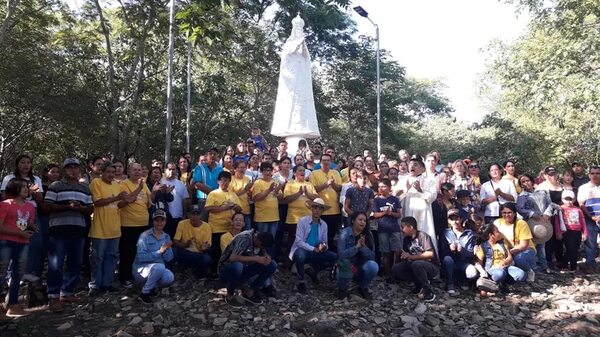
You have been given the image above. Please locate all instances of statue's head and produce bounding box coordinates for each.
[290,13,305,39]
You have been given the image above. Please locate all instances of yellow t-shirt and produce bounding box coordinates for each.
[251,179,279,222]
[495,218,536,251]
[309,169,342,215]
[283,180,316,224]
[229,176,251,215]
[340,168,350,184]
[89,178,122,239]
[174,219,212,251]
[206,188,241,233]
[476,242,507,268]
[220,231,234,252]
[119,179,151,227]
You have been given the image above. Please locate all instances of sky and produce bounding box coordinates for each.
[350,0,530,122]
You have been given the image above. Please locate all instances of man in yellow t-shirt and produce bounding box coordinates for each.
[251,162,282,241]
[205,171,242,270]
[172,205,214,277]
[117,163,154,286]
[309,153,342,248]
[89,163,126,295]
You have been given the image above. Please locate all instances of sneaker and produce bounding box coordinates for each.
[420,291,436,303]
[297,282,307,294]
[6,305,30,318]
[225,295,244,308]
[121,280,134,288]
[261,284,279,298]
[460,284,470,291]
[48,299,64,313]
[447,285,457,295]
[411,285,423,294]
[358,288,373,300]
[305,268,320,284]
[21,274,40,283]
[527,269,535,283]
[241,291,263,305]
[148,289,159,297]
[88,288,101,297]
[139,292,153,304]
[102,286,118,293]
[337,289,349,300]
[59,295,79,303]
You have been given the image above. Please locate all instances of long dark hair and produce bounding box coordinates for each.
[41,163,60,185]
[13,155,35,183]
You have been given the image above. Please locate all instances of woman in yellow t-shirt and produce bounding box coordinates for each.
[172,206,213,277]
[230,160,253,230]
[494,202,536,283]
[282,165,319,242]
[475,223,526,294]
[220,212,245,252]
[251,162,282,239]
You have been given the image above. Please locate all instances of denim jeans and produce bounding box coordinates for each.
[513,247,536,272]
[337,260,379,290]
[292,248,337,282]
[219,261,277,296]
[0,240,28,305]
[243,214,252,231]
[89,238,119,290]
[585,219,599,268]
[47,235,84,298]
[133,263,174,294]
[26,215,47,277]
[442,255,470,287]
[488,266,526,284]
[256,221,278,238]
[175,247,213,275]
[535,243,548,270]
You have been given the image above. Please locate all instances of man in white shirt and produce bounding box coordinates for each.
[160,162,190,238]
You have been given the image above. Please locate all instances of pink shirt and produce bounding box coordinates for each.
[554,205,587,237]
[0,199,36,244]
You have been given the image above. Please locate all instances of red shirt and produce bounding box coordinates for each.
[0,199,36,244]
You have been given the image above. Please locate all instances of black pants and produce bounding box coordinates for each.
[545,231,564,268]
[274,204,288,260]
[321,214,341,251]
[561,229,582,270]
[165,217,181,240]
[119,226,147,282]
[392,260,439,293]
[209,233,223,273]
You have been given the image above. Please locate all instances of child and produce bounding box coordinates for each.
[555,190,587,271]
[455,189,475,222]
[250,127,268,152]
[0,178,36,317]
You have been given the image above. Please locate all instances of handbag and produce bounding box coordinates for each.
[476,276,499,292]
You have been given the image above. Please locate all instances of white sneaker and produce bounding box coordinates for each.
[527,269,535,283]
[21,273,40,283]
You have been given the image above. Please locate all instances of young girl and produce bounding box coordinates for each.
[555,190,587,271]
[0,178,36,317]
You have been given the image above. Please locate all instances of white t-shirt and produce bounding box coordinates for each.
[160,178,189,218]
[480,179,517,217]
[1,174,43,208]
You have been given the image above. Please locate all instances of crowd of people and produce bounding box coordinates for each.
[1,128,599,317]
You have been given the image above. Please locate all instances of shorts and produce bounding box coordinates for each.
[378,232,402,253]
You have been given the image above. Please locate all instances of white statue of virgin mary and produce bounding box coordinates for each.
[271,14,320,152]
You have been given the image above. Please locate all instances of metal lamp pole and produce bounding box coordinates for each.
[353,6,381,158]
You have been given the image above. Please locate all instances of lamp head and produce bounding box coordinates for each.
[353,6,369,18]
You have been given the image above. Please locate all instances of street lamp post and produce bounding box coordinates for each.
[353,6,381,158]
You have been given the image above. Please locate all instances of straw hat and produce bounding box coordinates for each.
[527,217,553,245]
[305,198,331,210]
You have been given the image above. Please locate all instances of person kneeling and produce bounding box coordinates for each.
[290,198,337,294]
[218,230,276,307]
[173,205,213,278]
[337,212,379,300]
[133,209,175,304]
[392,216,440,302]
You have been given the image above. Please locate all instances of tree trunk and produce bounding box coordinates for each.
[0,0,20,45]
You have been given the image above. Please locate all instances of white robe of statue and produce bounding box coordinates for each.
[271,14,320,139]
[399,175,438,252]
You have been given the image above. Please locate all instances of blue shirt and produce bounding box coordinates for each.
[192,163,223,199]
[306,223,320,247]
[132,229,174,271]
[372,195,402,233]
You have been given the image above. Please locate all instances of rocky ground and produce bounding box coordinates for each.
[1,267,599,337]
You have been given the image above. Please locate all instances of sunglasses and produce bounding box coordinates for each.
[468,165,479,169]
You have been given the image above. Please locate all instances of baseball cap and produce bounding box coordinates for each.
[561,190,575,200]
[456,189,471,199]
[63,158,80,168]
[544,166,557,175]
[447,208,460,218]
[571,161,582,167]
[188,205,202,214]
[152,209,167,219]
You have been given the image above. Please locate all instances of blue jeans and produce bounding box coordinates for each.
[0,240,28,305]
[89,238,119,290]
[47,236,84,298]
[488,266,526,284]
[337,260,379,290]
[256,221,278,238]
[244,214,252,231]
[585,219,599,268]
[175,247,213,275]
[513,247,536,272]
[219,261,277,296]
[535,243,548,270]
[26,215,47,277]
[133,263,174,294]
[442,255,470,286]
[292,248,337,282]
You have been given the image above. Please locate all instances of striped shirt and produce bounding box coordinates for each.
[577,182,600,219]
[44,180,93,236]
